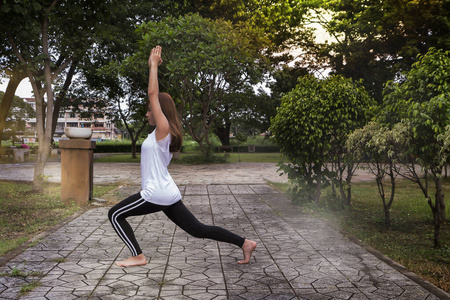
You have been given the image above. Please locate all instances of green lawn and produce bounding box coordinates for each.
[0,181,117,256]
[274,178,450,293]
[94,152,284,164]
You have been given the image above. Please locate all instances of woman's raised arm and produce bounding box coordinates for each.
[148,46,170,140]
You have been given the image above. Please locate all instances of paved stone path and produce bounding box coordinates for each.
[0,161,291,185]
[1,182,447,299]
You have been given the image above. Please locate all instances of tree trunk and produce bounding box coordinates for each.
[314,165,322,203]
[215,122,231,146]
[33,15,55,191]
[32,86,47,191]
[383,205,391,228]
[0,70,26,145]
[345,165,353,206]
[131,139,137,159]
[437,180,446,223]
[434,176,444,248]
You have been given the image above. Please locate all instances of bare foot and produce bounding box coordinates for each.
[116,253,147,267]
[238,239,257,264]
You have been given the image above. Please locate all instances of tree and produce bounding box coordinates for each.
[180,0,311,63]
[383,48,450,248]
[133,14,269,154]
[1,0,112,190]
[347,122,409,228]
[271,75,373,203]
[213,86,279,147]
[212,51,311,148]
[73,1,310,155]
[303,0,450,103]
[73,61,149,159]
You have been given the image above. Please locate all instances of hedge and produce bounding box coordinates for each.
[93,144,280,153]
[215,145,280,153]
[94,144,142,153]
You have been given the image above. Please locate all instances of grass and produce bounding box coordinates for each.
[0,264,45,296]
[20,280,41,295]
[276,178,450,293]
[94,152,284,164]
[0,181,117,256]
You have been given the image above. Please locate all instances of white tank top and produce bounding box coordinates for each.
[139,131,181,205]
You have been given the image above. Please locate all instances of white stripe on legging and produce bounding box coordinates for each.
[111,197,147,257]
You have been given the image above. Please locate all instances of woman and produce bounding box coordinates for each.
[108,46,257,267]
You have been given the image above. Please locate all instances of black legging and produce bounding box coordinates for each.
[108,192,245,257]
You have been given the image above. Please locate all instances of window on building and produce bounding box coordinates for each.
[69,113,76,118]
[68,123,78,127]
[94,123,104,127]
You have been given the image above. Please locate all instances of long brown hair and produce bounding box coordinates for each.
[150,92,183,152]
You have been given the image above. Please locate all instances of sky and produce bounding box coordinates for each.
[0,78,33,98]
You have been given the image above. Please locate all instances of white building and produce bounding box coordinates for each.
[24,98,118,142]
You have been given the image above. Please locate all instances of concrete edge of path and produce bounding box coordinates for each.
[262,191,450,300]
[343,232,450,300]
[0,207,90,268]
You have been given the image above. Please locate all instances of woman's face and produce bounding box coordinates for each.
[146,105,155,126]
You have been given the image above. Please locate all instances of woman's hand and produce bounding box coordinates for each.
[148,46,163,68]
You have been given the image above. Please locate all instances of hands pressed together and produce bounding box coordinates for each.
[149,45,163,67]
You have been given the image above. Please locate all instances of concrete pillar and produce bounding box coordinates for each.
[60,139,96,206]
[13,148,26,163]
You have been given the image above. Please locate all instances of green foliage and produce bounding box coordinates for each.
[347,121,410,163]
[235,132,248,143]
[271,75,373,203]
[347,121,412,227]
[306,0,450,102]
[272,75,372,161]
[132,14,269,153]
[380,48,450,247]
[383,48,450,169]
[439,125,450,156]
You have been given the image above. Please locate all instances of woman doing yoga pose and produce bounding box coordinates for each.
[108,46,257,267]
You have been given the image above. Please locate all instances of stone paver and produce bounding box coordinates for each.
[1,182,447,299]
[0,161,379,186]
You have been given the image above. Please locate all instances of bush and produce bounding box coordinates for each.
[271,75,374,204]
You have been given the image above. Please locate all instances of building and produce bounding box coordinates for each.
[24,98,118,142]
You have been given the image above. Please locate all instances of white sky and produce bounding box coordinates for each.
[0,78,33,98]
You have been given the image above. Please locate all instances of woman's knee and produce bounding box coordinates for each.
[108,206,115,221]
[108,205,122,222]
